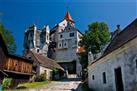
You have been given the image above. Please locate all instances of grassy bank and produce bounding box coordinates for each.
[17,80,50,89]
[3,80,50,91]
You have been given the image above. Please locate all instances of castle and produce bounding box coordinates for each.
[23,11,83,75]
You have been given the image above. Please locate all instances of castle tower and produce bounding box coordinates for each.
[23,24,50,56]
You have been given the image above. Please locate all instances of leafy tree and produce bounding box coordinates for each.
[79,22,110,76]
[79,22,110,54]
[0,24,16,53]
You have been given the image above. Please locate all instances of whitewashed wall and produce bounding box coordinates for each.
[88,38,137,91]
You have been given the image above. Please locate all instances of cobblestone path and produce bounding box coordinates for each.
[28,75,83,91]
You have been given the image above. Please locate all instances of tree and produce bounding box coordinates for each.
[79,22,110,74]
[79,22,110,54]
[0,24,16,53]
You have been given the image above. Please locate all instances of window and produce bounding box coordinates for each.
[102,72,107,84]
[75,40,77,45]
[70,33,74,37]
[64,43,66,46]
[47,35,49,40]
[60,34,63,38]
[136,60,137,68]
[59,44,61,47]
[28,57,31,59]
[92,75,95,80]
[68,27,71,30]
[37,49,39,53]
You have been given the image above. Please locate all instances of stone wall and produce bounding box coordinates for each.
[88,38,137,91]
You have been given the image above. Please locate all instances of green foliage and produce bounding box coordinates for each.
[78,22,110,74]
[53,69,59,74]
[82,82,91,91]
[79,53,88,69]
[0,24,16,53]
[2,78,12,90]
[79,22,110,54]
[35,73,47,82]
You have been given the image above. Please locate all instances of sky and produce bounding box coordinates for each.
[0,0,137,55]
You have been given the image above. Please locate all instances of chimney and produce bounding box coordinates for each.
[111,25,121,40]
[88,51,94,65]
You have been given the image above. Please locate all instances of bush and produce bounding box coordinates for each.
[35,73,47,82]
[53,69,59,75]
[2,77,12,90]
[82,82,91,91]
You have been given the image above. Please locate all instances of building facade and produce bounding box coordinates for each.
[27,51,64,80]
[0,34,33,88]
[88,19,137,91]
[24,11,83,75]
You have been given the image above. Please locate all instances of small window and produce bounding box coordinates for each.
[75,40,77,44]
[70,33,74,37]
[28,57,31,59]
[47,35,48,40]
[37,49,39,53]
[68,27,71,30]
[136,60,137,68]
[59,44,61,47]
[60,34,63,38]
[64,43,66,46]
[102,72,107,84]
[92,75,95,80]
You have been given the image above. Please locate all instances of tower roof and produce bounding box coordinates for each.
[64,11,74,22]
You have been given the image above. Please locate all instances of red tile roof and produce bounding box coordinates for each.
[64,11,74,22]
[76,46,85,54]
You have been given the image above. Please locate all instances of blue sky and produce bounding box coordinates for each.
[0,0,136,55]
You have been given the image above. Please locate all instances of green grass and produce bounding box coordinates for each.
[2,81,50,91]
[17,80,50,88]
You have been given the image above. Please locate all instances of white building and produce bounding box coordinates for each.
[49,11,83,75]
[24,11,83,75]
[88,19,137,91]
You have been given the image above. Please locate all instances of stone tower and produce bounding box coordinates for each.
[23,24,50,56]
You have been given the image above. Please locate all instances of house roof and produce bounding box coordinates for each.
[103,18,137,56]
[76,46,85,54]
[31,51,64,71]
[0,33,33,64]
[89,18,137,66]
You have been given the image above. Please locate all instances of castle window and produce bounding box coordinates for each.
[28,57,31,59]
[92,75,95,80]
[70,33,74,37]
[30,33,33,37]
[37,49,39,53]
[60,34,63,38]
[47,35,49,40]
[68,27,71,30]
[75,40,77,45]
[59,44,61,47]
[64,43,66,46]
[102,72,107,84]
